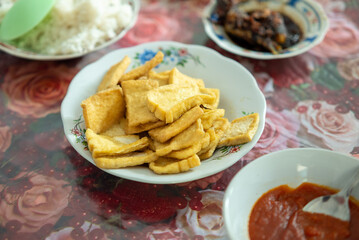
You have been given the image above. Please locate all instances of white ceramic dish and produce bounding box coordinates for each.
[223,148,359,240]
[0,0,139,60]
[202,0,329,59]
[61,41,266,184]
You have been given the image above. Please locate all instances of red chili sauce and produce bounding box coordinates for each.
[249,182,359,240]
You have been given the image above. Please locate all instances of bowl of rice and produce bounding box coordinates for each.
[0,0,140,60]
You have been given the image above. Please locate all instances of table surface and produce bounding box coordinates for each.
[1,0,359,239]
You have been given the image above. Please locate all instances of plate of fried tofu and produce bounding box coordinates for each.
[61,41,266,184]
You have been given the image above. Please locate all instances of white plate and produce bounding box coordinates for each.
[202,0,329,59]
[223,148,359,240]
[0,0,140,60]
[61,41,266,184]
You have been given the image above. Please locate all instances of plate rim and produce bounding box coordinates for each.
[202,0,329,60]
[61,40,267,184]
[0,0,140,60]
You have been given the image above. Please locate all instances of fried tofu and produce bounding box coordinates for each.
[153,119,205,156]
[149,154,201,174]
[147,84,216,123]
[97,56,131,92]
[120,51,164,81]
[85,128,149,158]
[122,80,160,127]
[81,86,125,133]
[148,106,204,143]
[218,113,259,147]
[94,150,158,169]
[169,67,205,88]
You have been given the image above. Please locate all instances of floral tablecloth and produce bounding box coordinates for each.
[1,0,359,239]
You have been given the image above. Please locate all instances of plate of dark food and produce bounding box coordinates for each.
[203,0,329,59]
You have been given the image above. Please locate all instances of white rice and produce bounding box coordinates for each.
[0,0,133,55]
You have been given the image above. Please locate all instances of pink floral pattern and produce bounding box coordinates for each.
[295,100,359,152]
[1,62,78,118]
[309,16,359,58]
[0,172,72,233]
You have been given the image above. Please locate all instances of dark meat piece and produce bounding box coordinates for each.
[224,8,288,54]
[212,0,244,25]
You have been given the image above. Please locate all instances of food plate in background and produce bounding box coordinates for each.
[223,148,359,240]
[61,41,266,184]
[0,0,140,60]
[202,0,329,59]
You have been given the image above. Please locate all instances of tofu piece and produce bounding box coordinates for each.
[122,80,160,127]
[148,106,204,143]
[218,113,259,147]
[120,51,164,81]
[121,118,166,135]
[165,142,203,159]
[81,86,125,133]
[169,67,205,88]
[148,69,171,86]
[85,128,149,158]
[97,56,131,92]
[147,84,216,123]
[201,108,225,130]
[101,123,126,137]
[201,88,220,109]
[149,155,201,174]
[94,150,158,169]
[153,119,205,156]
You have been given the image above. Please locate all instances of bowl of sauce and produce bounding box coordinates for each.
[223,148,359,240]
[202,0,329,59]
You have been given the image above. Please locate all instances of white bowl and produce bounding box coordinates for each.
[0,0,140,60]
[61,41,266,184]
[202,0,329,59]
[223,148,359,240]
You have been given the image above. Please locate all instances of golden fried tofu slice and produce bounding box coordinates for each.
[86,128,149,158]
[94,150,158,169]
[120,51,164,82]
[121,117,165,135]
[198,118,229,160]
[149,154,201,174]
[148,69,171,86]
[153,119,205,156]
[197,128,218,158]
[165,142,203,159]
[122,80,160,127]
[97,56,131,92]
[101,123,126,137]
[218,113,259,147]
[147,84,216,123]
[201,108,225,130]
[148,106,204,143]
[169,67,205,88]
[81,86,125,134]
[201,88,220,109]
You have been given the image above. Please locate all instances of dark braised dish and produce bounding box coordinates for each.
[212,1,303,54]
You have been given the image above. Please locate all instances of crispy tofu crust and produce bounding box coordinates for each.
[81,86,125,133]
[148,106,204,143]
[94,150,158,169]
[153,119,205,156]
[149,154,201,174]
[218,113,259,147]
[122,79,160,127]
[120,51,164,81]
[147,84,215,123]
[86,128,149,158]
[97,56,131,92]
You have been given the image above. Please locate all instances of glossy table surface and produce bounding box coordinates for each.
[1,0,359,239]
